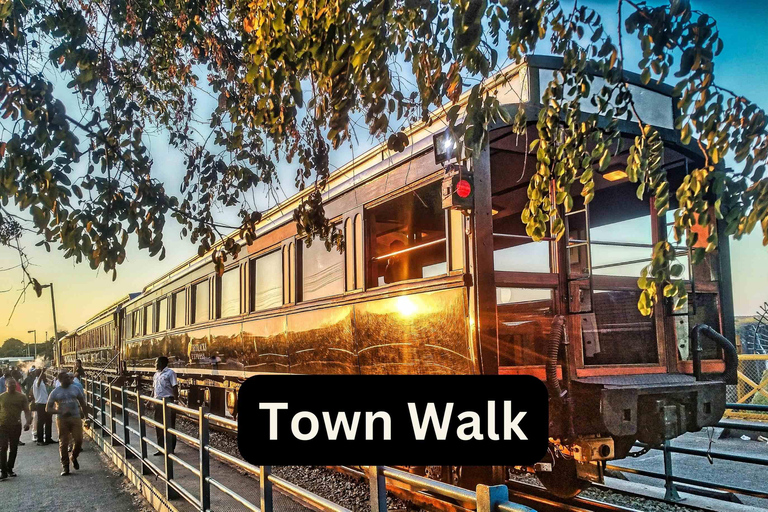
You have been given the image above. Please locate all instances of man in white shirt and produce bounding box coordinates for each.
[152,356,178,456]
[32,367,55,445]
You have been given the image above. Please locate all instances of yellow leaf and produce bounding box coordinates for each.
[243,16,255,33]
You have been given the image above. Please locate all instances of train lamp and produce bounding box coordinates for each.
[433,129,462,165]
[441,163,474,211]
[434,129,474,210]
[28,329,37,359]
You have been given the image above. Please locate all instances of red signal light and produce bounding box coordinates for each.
[456,179,472,198]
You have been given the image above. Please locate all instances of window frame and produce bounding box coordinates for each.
[191,278,211,325]
[297,221,346,303]
[156,296,169,333]
[363,179,450,290]
[249,248,284,313]
[171,287,187,329]
[217,264,242,319]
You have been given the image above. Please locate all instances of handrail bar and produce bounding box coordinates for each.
[167,427,199,447]
[207,446,261,476]
[378,466,476,504]
[207,477,260,512]
[691,324,738,384]
[269,474,352,512]
[169,453,200,477]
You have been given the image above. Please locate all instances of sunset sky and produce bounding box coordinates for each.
[1,0,767,346]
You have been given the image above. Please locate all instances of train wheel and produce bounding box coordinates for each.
[535,456,588,499]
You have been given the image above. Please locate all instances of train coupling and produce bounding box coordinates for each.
[571,436,614,462]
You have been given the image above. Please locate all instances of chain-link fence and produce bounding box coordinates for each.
[725,354,768,420]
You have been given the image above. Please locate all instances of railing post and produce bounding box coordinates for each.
[260,465,273,512]
[369,466,387,512]
[163,397,180,500]
[136,390,151,476]
[199,407,210,512]
[99,380,107,436]
[109,384,118,446]
[663,440,682,502]
[476,484,509,512]
[121,386,134,459]
[88,378,94,421]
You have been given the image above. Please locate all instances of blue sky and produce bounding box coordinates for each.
[1,1,767,343]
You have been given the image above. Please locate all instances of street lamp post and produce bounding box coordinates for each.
[28,329,37,359]
[40,284,60,364]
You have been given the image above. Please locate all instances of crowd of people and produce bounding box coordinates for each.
[0,356,179,482]
[0,360,88,480]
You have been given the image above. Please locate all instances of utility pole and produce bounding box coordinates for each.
[28,330,37,359]
[40,284,60,364]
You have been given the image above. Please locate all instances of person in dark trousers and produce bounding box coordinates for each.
[0,377,32,480]
[152,356,179,456]
[5,371,25,446]
[46,371,87,476]
[32,368,54,445]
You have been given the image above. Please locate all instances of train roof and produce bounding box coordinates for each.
[62,292,141,339]
[123,55,680,302]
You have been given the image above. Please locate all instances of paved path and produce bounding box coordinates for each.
[0,418,149,512]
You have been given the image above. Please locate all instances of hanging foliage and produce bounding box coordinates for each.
[0,0,766,315]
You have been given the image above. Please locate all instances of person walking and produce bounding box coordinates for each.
[5,372,26,447]
[152,356,179,456]
[46,371,87,476]
[22,367,36,395]
[32,368,54,446]
[0,377,32,480]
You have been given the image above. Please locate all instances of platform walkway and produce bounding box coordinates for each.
[0,418,148,512]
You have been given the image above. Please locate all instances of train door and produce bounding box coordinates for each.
[565,176,669,376]
[488,132,565,378]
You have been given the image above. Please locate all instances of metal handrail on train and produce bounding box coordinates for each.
[83,378,537,512]
[691,324,739,385]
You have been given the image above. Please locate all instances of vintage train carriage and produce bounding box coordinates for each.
[62,56,737,496]
[58,294,137,369]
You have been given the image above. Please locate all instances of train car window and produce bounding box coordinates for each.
[301,238,344,301]
[583,289,659,365]
[367,182,447,287]
[128,310,137,338]
[664,210,691,280]
[193,280,210,324]
[172,290,186,328]
[219,267,241,318]
[144,303,154,335]
[587,180,653,277]
[492,186,551,273]
[157,298,168,332]
[250,250,282,312]
[497,287,557,366]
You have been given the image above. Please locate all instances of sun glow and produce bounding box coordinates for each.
[395,295,419,317]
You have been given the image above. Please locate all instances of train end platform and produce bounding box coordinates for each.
[0,421,149,512]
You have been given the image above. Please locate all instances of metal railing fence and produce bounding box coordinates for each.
[83,377,536,512]
[608,401,768,503]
